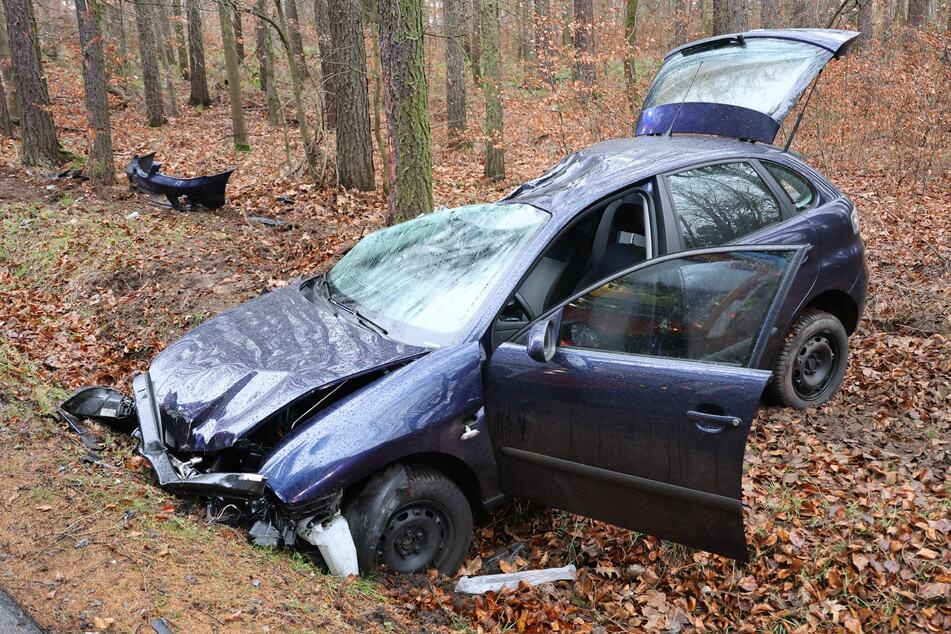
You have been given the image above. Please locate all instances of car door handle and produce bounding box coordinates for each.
[687,410,742,433]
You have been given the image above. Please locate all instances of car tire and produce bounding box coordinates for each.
[767,309,849,410]
[343,464,472,575]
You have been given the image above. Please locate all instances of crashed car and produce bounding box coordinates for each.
[62,29,868,575]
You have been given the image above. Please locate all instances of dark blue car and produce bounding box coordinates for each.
[61,29,868,575]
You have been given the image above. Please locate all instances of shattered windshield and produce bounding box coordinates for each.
[643,38,833,122]
[326,203,548,347]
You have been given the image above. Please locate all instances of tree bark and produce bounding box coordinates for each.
[186,0,209,106]
[378,0,433,222]
[74,0,114,182]
[445,0,466,146]
[791,0,816,27]
[624,0,638,119]
[0,1,18,120]
[712,0,728,33]
[0,74,11,136]
[760,0,783,28]
[3,0,64,164]
[469,0,482,81]
[156,0,176,68]
[480,0,503,179]
[218,0,248,150]
[313,0,335,127]
[274,0,319,178]
[284,0,308,81]
[233,5,245,59]
[255,0,280,124]
[133,0,165,125]
[573,0,595,83]
[328,0,374,190]
[171,0,188,78]
[857,0,874,42]
[907,0,928,26]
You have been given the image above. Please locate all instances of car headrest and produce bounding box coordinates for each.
[612,202,645,234]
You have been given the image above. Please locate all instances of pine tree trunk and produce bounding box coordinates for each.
[3,0,64,165]
[74,0,114,182]
[171,0,188,78]
[219,0,249,150]
[760,0,783,28]
[480,0,503,179]
[727,0,747,30]
[313,0,335,127]
[623,0,639,120]
[0,1,18,121]
[284,0,309,81]
[186,0,209,106]
[573,0,595,83]
[328,0,374,190]
[233,7,245,59]
[445,0,466,146]
[134,0,165,125]
[907,0,928,26]
[378,0,433,222]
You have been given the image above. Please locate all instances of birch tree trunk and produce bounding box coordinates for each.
[3,0,64,164]
[378,0,433,222]
[480,0,503,179]
[186,0,210,106]
[328,0,374,190]
[74,0,114,182]
[445,0,466,146]
[219,0,249,150]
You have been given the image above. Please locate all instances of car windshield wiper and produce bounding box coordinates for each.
[321,275,388,336]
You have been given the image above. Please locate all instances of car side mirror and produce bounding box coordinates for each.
[526,316,557,363]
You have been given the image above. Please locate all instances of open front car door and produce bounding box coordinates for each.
[485,246,807,560]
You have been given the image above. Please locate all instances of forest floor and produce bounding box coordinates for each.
[0,38,949,633]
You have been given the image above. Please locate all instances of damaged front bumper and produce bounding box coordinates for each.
[130,373,268,500]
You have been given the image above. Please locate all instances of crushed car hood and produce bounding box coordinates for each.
[148,284,426,452]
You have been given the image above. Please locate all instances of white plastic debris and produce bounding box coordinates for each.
[126,211,140,219]
[296,513,359,577]
[454,564,577,594]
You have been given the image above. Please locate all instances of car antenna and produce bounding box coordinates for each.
[666,60,704,137]
[783,69,824,153]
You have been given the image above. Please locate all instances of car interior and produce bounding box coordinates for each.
[492,184,659,347]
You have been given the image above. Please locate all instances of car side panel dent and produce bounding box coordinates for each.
[259,342,500,509]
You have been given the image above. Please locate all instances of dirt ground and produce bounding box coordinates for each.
[0,33,949,634]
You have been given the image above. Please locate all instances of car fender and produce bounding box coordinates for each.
[259,341,500,510]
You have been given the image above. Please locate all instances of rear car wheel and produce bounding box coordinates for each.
[344,465,472,575]
[767,310,848,409]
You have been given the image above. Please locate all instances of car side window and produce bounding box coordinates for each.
[559,250,794,366]
[667,162,784,249]
[763,162,816,212]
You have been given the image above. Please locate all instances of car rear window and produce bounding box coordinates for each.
[764,162,816,212]
[667,162,784,248]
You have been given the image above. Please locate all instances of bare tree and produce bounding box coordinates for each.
[255,0,280,124]
[534,0,551,75]
[313,0,335,127]
[218,0,249,150]
[378,0,433,222]
[74,0,114,182]
[186,0,209,106]
[907,0,929,26]
[480,0,503,179]
[284,0,308,81]
[624,0,639,117]
[171,0,188,78]
[469,0,482,81]
[761,0,783,27]
[133,0,165,125]
[674,0,688,44]
[445,0,466,146]
[328,0,374,190]
[274,0,320,178]
[573,0,595,83]
[233,4,245,59]
[3,0,65,164]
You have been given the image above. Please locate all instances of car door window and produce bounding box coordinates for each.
[667,162,784,248]
[763,162,816,212]
[559,250,794,366]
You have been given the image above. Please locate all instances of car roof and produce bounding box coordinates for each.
[503,135,811,214]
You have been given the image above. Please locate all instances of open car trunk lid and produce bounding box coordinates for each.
[635,29,860,144]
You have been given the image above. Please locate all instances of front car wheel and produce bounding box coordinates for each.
[767,309,849,409]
